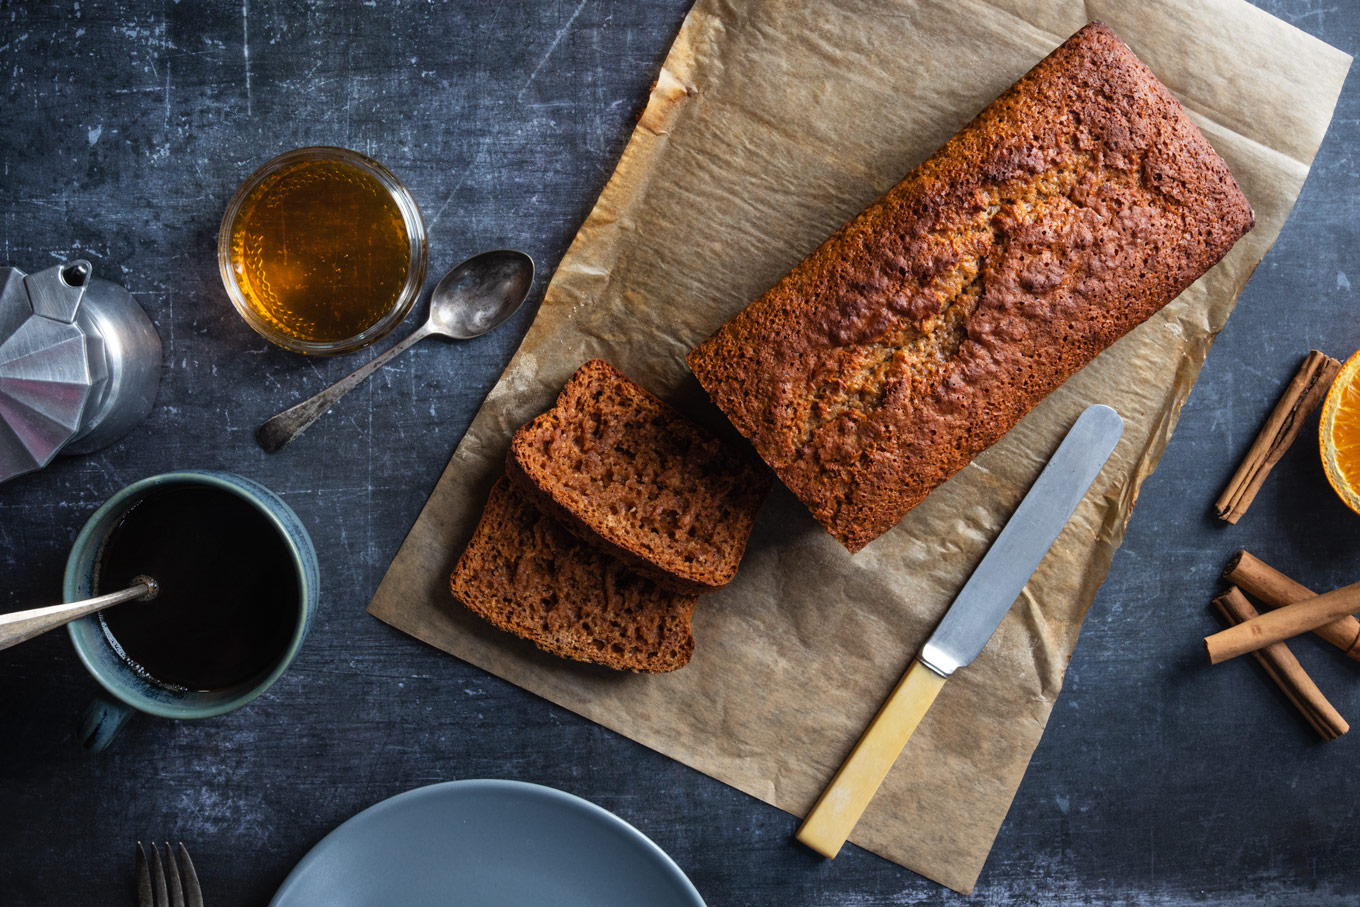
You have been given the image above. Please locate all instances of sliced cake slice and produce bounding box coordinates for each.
[506,359,772,594]
[450,477,697,673]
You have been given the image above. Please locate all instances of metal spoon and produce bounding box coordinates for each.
[0,576,158,651]
[257,249,535,453]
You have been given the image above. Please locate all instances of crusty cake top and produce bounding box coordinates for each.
[688,22,1253,551]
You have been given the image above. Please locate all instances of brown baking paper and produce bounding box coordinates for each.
[368,0,1349,892]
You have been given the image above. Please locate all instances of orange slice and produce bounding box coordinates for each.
[1319,350,1360,515]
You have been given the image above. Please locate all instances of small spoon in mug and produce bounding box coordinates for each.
[257,249,535,453]
[0,577,158,651]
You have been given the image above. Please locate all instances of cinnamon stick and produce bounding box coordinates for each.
[1204,580,1360,664]
[1224,550,1360,659]
[1214,350,1341,523]
[1213,587,1348,740]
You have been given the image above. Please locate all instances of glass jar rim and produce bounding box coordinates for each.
[217,146,428,356]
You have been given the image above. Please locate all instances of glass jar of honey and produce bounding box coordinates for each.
[218,147,428,355]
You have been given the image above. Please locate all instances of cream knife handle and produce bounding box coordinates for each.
[796,659,948,858]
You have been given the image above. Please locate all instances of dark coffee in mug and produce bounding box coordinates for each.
[94,485,299,691]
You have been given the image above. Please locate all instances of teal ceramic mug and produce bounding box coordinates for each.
[64,470,319,752]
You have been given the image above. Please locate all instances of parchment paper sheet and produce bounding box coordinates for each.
[369,0,1349,892]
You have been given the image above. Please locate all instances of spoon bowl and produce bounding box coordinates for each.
[257,249,535,453]
[430,249,535,339]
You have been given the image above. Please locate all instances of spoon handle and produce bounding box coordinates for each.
[0,581,155,652]
[257,323,434,454]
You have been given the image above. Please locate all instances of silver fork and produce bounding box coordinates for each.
[136,842,203,907]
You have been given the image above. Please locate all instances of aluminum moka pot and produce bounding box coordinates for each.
[0,260,161,484]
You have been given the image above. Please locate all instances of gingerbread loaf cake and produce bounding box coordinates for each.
[687,22,1254,552]
[507,359,771,593]
[451,477,698,673]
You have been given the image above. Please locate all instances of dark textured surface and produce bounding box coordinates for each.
[1,1,1358,904]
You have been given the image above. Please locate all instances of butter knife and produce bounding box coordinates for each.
[796,403,1124,858]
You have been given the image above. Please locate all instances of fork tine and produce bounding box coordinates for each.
[136,842,153,907]
[148,840,170,907]
[163,842,185,907]
[177,843,204,907]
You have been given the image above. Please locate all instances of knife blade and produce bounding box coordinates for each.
[796,404,1124,859]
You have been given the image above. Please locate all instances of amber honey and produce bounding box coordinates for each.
[226,154,418,347]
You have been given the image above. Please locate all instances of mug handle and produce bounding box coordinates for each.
[79,695,133,752]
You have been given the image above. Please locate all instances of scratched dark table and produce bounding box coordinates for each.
[3,1,1359,904]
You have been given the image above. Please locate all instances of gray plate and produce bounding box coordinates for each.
[269,779,707,907]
